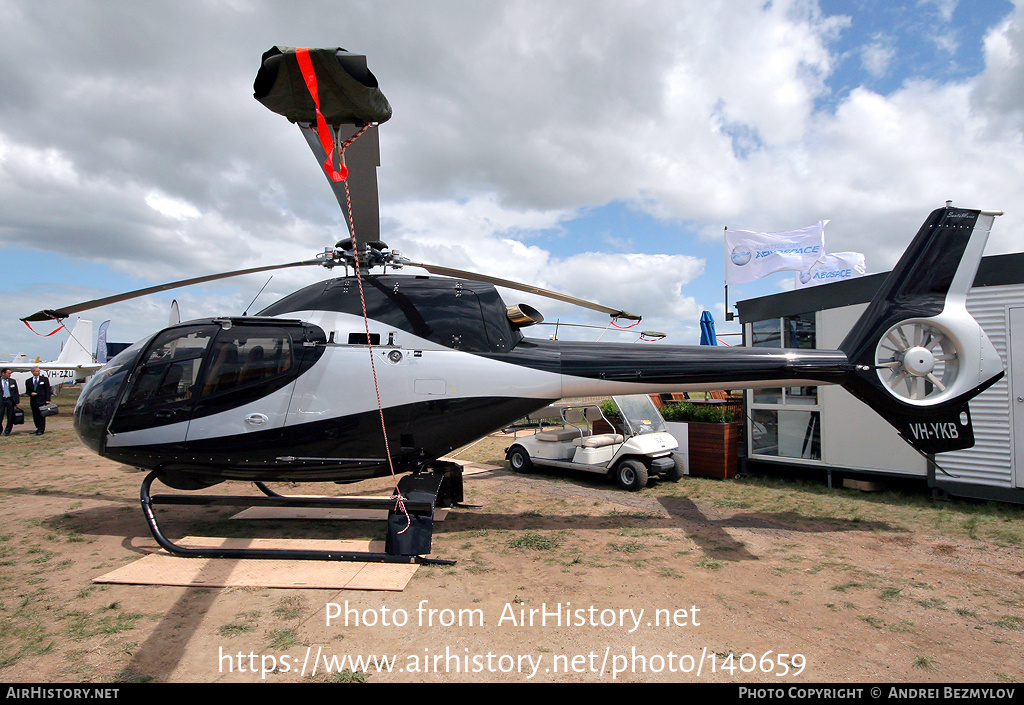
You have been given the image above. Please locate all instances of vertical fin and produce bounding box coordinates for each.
[839,206,1004,453]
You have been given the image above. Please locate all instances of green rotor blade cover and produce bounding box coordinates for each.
[254,46,392,125]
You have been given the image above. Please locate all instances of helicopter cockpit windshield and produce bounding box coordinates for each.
[611,394,668,436]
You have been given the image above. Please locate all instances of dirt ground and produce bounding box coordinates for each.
[1,415,1023,684]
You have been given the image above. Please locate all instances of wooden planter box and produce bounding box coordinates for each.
[686,421,740,479]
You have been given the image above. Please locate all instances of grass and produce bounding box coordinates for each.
[608,541,645,554]
[316,669,368,683]
[696,556,723,570]
[988,616,1024,631]
[65,607,147,641]
[267,628,300,650]
[859,615,885,629]
[485,414,1024,553]
[913,656,936,670]
[273,596,306,620]
[879,587,903,601]
[505,533,559,551]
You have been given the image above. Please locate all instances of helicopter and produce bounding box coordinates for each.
[22,47,1005,563]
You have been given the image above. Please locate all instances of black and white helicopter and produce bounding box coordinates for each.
[23,47,1005,563]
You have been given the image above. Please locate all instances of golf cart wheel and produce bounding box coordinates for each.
[614,459,648,491]
[508,446,533,473]
[664,453,684,482]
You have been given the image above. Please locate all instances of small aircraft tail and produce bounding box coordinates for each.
[54,319,95,367]
[838,206,1004,454]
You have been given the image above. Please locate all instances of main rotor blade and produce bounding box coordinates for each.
[22,259,324,322]
[402,261,641,321]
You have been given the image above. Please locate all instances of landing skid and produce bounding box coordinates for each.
[139,468,462,565]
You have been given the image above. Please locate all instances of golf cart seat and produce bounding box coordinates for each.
[572,433,624,448]
[531,406,584,442]
[572,406,622,447]
[536,428,584,442]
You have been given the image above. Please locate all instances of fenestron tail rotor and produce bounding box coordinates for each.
[874,319,960,403]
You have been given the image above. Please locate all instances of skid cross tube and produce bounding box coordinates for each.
[139,471,455,565]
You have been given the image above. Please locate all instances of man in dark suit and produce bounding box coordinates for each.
[1,368,21,436]
[27,367,52,435]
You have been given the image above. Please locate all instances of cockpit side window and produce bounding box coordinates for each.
[110,326,215,433]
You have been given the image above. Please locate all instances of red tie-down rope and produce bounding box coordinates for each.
[24,319,97,364]
[596,315,639,342]
[23,320,66,337]
[293,48,411,531]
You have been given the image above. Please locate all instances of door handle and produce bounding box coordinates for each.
[245,413,269,427]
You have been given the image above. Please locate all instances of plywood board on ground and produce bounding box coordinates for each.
[93,537,418,590]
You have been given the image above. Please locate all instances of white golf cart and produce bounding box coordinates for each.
[504,394,682,491]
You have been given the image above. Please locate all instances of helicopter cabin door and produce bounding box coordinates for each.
[107,325,216,446]
[183,323,305,442]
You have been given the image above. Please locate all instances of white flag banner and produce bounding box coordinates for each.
[794,251,867,289]
[725,220,827,285]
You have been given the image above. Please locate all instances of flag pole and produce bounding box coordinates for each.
[723,226,735,321]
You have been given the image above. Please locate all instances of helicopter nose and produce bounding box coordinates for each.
[74,375,113,455]
[73,342,147,455]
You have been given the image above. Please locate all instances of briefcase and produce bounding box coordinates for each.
[12,408,24,425]
[39,403,58,418]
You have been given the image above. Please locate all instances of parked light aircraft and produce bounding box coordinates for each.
[5,319,103,387]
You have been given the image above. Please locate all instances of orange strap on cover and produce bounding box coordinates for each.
[295,47,349,182]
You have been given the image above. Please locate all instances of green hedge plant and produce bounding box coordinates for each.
[660,401,739,424]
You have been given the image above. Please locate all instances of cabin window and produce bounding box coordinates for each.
[195,327,295,405]
[201,330,293,396]
[111,326,215,432]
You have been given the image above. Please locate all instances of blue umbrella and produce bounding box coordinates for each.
[699,310,717,346]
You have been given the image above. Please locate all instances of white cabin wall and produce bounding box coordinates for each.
[817,304,926,476]
[937,283,1023,489]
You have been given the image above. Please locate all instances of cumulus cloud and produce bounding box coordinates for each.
[2,0,1024,357]
[860,34,896,78]
[972,5,1024,133]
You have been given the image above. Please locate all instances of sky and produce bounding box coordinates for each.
[2,0,1022,361]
